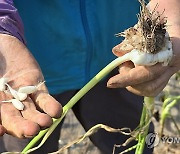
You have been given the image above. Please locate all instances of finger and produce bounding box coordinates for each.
[119,61,134,74]
[126,82,167,97]
[126,71,172,97]
[1,103,40,138]
[21,97,53,128]
[107,64,168,88]
[0,125,6,136]
[31,91,62,118]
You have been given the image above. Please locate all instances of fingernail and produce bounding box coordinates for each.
[107,83,114,88]
[107,82,123,88]
[40,126,49,130]
[24,135,35,138]
[24,132,39,138]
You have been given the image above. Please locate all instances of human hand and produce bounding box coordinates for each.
[107,34,180,97]
[0,34,62,138]
[107,0,180,97]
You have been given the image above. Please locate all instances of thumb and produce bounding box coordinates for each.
[112,43,131,57]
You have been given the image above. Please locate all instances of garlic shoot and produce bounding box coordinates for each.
[0,77,8,91]
[2,99,24,110]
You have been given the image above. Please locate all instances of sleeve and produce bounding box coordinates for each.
[0,0,25,44]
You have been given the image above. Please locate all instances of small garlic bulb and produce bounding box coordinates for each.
[18,86,37,94]
[6,83,28,101]
[11,99,25,110]
[2,99,24,110]
[0,77,8,91]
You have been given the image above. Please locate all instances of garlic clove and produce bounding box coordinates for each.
[6,83,20,99]
[0,77,8,91]
[5,83,27,101]
[18,86,37,94]
[18,81,45,94]
[11,99,24,110]
[2,99,24,110]
[17,92,28,101]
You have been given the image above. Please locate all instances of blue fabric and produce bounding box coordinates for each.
[14,0,140,94]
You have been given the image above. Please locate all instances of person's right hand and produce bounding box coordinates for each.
[0,34,62,138]
[107,0,180,97]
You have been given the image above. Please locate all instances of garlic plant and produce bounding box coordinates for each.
[114,1,173,153]
[21,0,174,154]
